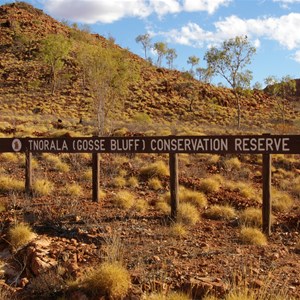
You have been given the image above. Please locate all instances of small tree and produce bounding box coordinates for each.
[196,67,213,83]
[40,34,71,94]
[153,42,168,67]
[166,48,177,69]
[135,33,151,60]
[187,55,200,72]
[204,36,256,128]
[264,75,296,125]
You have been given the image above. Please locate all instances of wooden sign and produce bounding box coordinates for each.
[0,135,299,154]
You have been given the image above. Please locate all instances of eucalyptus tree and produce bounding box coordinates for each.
[135,33,152,60]
[153,42,168,67]
[204,36,256,128]
[166,48,177,69]
[40,34,71,94]
[187,55,200,72]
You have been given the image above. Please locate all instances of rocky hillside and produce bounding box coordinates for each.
[0,2,299,136]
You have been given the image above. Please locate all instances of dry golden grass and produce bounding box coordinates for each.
[84,262,131,298]
[204,204,236,220]
[240,227,267,246]
[113,190,135,209]
[146,292,191,300]
[0,259,4,279]
[0,175,24,193]
[140,160,169,178]
[199,177,221,194]
[180,188,207,208]
[225,181,260,202]
[148,177,163,190]
[0,153,19,163]
[155,200,171,214]
[272,189,294,212]
[127,176,139,188]
[169,222,187,238]
[65,183,83,197]
[225,157,242,170]
[113,176,127,188]
[239,207,263,227]
[9,223,35,250]
[177,203,200,226]
[134,199,149,213]
[82,169,92,181]
[33,179,54,196]
[0,202,5,213]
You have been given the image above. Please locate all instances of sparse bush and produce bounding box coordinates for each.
[9,223,35,250]
[204,204,236,220]
[240,227,267,246]
[148,177,163,190]
[177,203,200,226]
[140,160,169,178]
[33,179,54,196]
[113,191,135,209]
[199,177,220,193]
[84,262,131,298]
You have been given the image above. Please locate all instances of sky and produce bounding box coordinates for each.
[2,0,300,87]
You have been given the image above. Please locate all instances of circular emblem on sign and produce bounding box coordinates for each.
[12,138,22,152]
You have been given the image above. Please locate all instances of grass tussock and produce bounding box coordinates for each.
[0,175,24,193]
[84,262,130,298]
[225,157,242,170]
[0,260,4,279]
[169,222,187,238]
[33,179,54,196]
[65,183,83,197]
[113,176,127,188]
[272,189,294,212]
[9,223,35,250]
[199,177,221,194]
[140,160,169,178]
[148,177,163,190]
[134,199,149,213]
[0,202,6,213]
[155,200,171,214]
[240,227,267,246]
[204,204,236,220]
[145,291,191,300]
[113,190,135,209]
[177,203,200,226]
[127,176,139,188]
[180,188,207,208]
[239,207,263,227]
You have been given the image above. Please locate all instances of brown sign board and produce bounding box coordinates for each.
[0,135,299,154]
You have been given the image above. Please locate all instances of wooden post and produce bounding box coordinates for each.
[25,150,32,196]
[92,153,100,202]
[262,152,272,236]
[169,153,179,220]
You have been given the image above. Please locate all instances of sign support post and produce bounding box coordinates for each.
[262,153,272,236]
[169,153,179,220]
[92,153,100,202]
[25,150,32,196]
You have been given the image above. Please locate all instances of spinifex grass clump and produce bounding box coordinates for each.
[84,262,131,298]
[140,160,169,178]
[9,223,35,250]
[113,190,135,209]
[0,175,24,193]
[204,204,236,220]
[240,227,267,246]
[177,203,200,226]
[33,179,54,196]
